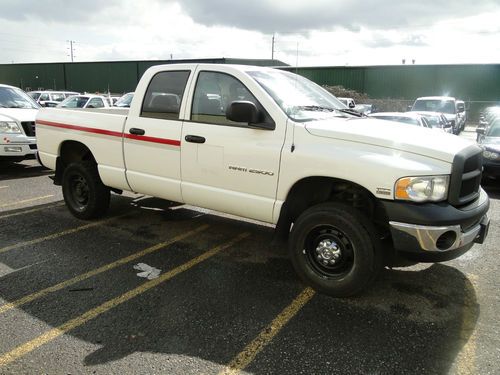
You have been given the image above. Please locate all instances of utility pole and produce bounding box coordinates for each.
[271,33,275,60]
[67,40,76,62]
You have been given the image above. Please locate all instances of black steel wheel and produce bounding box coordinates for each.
[289,202,383,297]
[62,161,110,220]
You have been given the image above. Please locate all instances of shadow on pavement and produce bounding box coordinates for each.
[0,161,51,181]
[0,200,478,374]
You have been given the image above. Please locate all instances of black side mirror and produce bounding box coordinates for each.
[226,101,274,130]
[349,102,355,109]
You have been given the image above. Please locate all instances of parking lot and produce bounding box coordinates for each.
[0,130,499,375]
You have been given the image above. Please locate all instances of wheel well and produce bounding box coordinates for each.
[275,177,389,240]
[53,141,96,185]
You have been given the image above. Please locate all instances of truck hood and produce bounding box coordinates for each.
[0,108,38,122]
[304,117,474,163]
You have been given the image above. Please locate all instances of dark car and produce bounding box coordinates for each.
[477,119,500,182]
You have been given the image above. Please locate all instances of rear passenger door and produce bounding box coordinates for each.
[123,70,192,202]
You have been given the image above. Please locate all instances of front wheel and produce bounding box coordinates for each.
[289,203,383,297]
[62,161,110,220]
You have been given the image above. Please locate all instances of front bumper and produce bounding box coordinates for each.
[0,137,37,161]
[382,188,490,262]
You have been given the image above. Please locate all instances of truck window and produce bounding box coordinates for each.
[87,98,104,108]
[191,71,262,127]
[141,70,190,120]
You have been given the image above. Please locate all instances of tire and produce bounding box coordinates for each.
[62,161,110,220]
[289,202,383,297]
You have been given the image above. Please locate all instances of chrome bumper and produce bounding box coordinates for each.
[389,215,489,252]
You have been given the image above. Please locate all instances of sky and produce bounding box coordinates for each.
[0,0,499,66]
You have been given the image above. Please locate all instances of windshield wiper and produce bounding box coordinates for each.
[296,105,335,112]
[336,108,365,117]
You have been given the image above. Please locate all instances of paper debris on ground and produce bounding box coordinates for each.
[133,263,161,279]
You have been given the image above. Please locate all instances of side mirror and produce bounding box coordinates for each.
[226,101,274,130]
[349,101,355,109]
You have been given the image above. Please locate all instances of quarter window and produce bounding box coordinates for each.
[141,71,190,120]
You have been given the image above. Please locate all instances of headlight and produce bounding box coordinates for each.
[483,150,499,160]
[0,121,22,134]
[395,175,449,202]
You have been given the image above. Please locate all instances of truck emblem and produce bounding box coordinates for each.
[228,166,274,176]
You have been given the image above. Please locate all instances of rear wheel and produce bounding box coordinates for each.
[62,161,110,219]
[289,202,383,297]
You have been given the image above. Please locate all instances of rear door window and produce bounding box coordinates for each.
[141,71,190,120]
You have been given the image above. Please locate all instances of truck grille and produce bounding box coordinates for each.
[448,146,482,206]
[21,121,36,137]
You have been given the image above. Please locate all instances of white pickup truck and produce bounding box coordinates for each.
[36,64,490,297]
[0,84,39,162]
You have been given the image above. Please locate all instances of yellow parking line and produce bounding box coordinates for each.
[0,232,250,367]
[0,195,54,208]
[219,287,316,375]
[0,202,65,220]
[0,213,128,255]
[0,224,210,315]
[456,274,479,375]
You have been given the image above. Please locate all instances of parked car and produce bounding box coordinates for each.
[0,84,39,162]
[369,112,431,128]
[28,90,79,107]
[36,63,489,297]
[456,100,467,129]
[478,106,500,134]
[477,118,500,182]
[413,111,454,133]
[410,96,464,134]
[354,103,375,115]
[57,95,112,109]
[114,92,134,108]
[337,97,356,108]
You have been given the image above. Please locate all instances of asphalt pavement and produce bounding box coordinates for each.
[0,131,498,375]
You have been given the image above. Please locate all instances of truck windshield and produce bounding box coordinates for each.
[413,99,455,114]
[247,69,349,122]
[0,87,39,109]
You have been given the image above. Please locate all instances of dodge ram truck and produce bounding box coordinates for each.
[35,64,490,297]
[0,84,39,162]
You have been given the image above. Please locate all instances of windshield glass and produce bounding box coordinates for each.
[421,115,441,127]
[413,99,455,114]
[487,120,500,137]
[247,69,348,122]
[115,93,134,107]
[0,87,39,109]
[59,96,89,108]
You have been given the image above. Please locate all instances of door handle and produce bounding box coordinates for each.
[129,128,145,135]
[185,135,206,144]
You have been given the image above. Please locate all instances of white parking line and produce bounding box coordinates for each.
[0,195,54,208]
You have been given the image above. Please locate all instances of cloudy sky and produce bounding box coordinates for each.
[1,0,499,66]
